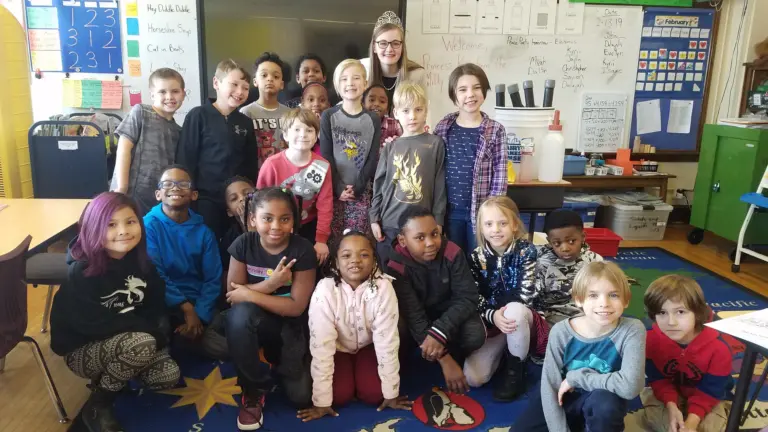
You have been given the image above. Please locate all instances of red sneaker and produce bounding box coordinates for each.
[237,392,265,430]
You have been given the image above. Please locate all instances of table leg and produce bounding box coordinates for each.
[528,212,536,242]
[726,347,758,432]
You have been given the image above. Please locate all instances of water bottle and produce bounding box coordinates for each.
[538,110,565,182]
[518,141,536,183]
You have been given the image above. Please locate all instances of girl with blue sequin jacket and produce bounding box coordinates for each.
[463,197,549,400]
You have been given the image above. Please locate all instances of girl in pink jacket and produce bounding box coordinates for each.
[297,230,412,421]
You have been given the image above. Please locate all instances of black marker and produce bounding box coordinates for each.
[495,84,506,107]
[507,83,524,108]
[543,79,556,107]
[523,80,535,107]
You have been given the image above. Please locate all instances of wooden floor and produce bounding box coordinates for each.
[2,225,767,432]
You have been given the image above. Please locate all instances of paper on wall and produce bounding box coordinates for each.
[528,0,556,35]
[423,0,450,34]
[476,0,503,34]
[503,0,531,35]
[636,99,662,135]
[449,0,476,34]
[556,1,584,35]
[667,100,693,134]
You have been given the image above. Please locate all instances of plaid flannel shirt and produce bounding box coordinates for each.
[434,112,507,231]
[380,116,403,147]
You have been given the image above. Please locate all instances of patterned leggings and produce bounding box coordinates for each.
[64,332,180,392]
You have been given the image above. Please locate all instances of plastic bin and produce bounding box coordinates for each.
[584,228,622,257]
[602,202,674,240]
[519,212,547,233]
[563,155,588,176]
[562,200,601,228]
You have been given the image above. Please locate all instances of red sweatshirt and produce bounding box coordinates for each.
[256,151,333,243]
[645,323,732,419]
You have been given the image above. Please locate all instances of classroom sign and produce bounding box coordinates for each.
[24,0,124,74]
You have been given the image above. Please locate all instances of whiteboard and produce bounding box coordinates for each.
[578,92,628,152]
[136,0,201,124]
[405,1,643,151]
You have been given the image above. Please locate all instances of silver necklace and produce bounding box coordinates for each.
[383,77,397,91]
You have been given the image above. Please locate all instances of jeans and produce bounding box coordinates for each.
[514,387,628,432]
[225,302,312,407]
[445,217,477,257]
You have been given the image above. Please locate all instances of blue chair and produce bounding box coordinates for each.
[732,164,768,272]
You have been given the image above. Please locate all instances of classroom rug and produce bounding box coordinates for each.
[66,247,768,432]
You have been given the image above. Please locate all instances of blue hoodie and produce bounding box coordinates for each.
[144,203,222,323]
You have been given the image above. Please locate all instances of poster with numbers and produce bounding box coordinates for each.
[630,7,713,152]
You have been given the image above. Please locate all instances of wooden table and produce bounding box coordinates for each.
[563,174,677,202]
[0,199,90,256]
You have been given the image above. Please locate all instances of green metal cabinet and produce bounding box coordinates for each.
[690,124,768,245]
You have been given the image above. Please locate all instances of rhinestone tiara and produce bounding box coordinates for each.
[375,11,403,30]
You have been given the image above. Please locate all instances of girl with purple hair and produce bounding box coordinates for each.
[50,192,180,432]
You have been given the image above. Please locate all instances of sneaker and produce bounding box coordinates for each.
[237,392,265,431]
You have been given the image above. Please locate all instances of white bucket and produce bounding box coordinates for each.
[495,106,555,181]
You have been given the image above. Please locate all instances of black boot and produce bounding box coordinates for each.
[493,352,527,402]
[81,387,124,432]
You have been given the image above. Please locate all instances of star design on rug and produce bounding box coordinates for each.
[159,366,241,419]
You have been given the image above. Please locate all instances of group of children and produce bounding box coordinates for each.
[48,47,733,432]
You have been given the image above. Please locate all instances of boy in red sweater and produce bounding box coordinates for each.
[257,108,332,265]
[642,275,732,432]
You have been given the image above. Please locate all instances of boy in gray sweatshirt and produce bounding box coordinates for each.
[514,261,646,432]
[370,82,447,246]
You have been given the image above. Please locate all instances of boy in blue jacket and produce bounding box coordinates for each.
[144,165,228,359]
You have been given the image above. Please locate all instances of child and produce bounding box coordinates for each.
[299,82,330,154]
[514,261,646,432]
[463,196,542,402]
[50,192,180,432]
[257,108,333,264]
[363,84,402,147]
[434,64,507,254]
[297,230,411,422]
[143,165,227,360]
[642,275,732,432]
[384,207,485,395]
[320,59,381,237]
[177,59,258,239]
[240,52,292,167]
[111,68,185,216]
[225,187,316,430]
[370,82,446,248]
[286,54,329,108]
[536,210,604,324]
[220,175,256,270]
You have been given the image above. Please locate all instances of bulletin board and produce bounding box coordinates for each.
[629,7,714,152]
[24,0,124,74]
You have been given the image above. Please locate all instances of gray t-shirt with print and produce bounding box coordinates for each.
[110,104,180,215]
[240,102,291,167]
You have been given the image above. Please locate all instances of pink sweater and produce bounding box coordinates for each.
[256,151,333,243]
[308,274,400,407]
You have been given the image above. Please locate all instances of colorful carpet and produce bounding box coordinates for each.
[67,247,768,431]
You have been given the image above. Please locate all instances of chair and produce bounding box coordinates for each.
[0,236,69,423]
[732,163,768,272]
[26,252,68,333]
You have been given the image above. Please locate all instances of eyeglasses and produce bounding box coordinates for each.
[158,180,192,190]
[375,40,403,50]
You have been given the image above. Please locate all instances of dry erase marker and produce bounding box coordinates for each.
[523,80,535,107]
[508,84,524,107]
[543,79,556,108]
[495,84,506,107]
